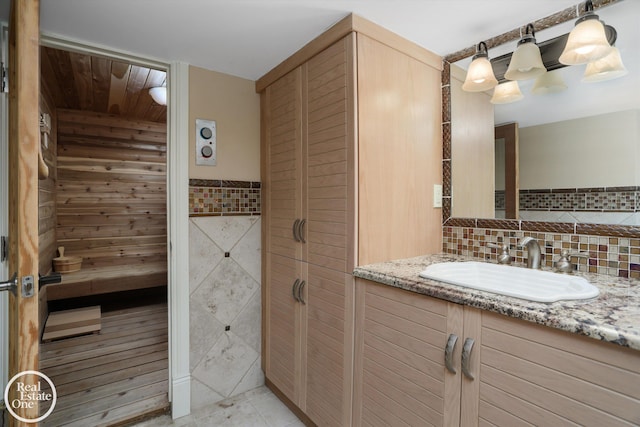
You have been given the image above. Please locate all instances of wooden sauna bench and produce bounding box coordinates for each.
[45,261,167,301]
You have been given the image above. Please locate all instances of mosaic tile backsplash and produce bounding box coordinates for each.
[496,187,639,212]
[189,179,261,216]
[443,225,640,279]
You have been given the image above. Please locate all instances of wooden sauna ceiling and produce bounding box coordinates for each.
[41,46,167,123]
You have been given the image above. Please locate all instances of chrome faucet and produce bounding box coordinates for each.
[519,237,542,269]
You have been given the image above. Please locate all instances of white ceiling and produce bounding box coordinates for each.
[1,0,636,128]
[16,0,586,81]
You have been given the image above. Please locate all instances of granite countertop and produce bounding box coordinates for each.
[353,253,640,351]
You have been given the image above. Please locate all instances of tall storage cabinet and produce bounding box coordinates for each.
[259,14,443,426]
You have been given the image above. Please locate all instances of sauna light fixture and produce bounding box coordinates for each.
[559,0,612,65]
[462,42,498,92]
[504,24,546,81]
[490,81,524,104]
[149,86,167,105]
[582,45,627,82]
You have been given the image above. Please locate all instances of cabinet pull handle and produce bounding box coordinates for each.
[292,219,301,242]
[297,280,306,304]
[445,334,458,374]
[298,219,306,243]
[291,279,301,302]
[462,337,475,380]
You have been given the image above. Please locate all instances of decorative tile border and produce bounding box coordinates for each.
[189,179,261,216]
[515,186,639,212]
[443,225,640,279]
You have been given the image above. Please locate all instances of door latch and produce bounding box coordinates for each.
[0,274,34,298]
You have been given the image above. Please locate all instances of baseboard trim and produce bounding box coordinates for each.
[171,375,191,419]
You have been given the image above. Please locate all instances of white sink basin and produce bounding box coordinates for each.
[419,262,599,303]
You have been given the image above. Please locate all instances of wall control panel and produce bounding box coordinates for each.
[196,119,217,166]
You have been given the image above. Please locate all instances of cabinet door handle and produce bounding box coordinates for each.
[445,334,458,374]
[297,280,306,305]
[291,279,301,302]
[298,219,306,243]
[462,337,475,380]
[292,219,301,242]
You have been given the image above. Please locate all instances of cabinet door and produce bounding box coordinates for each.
[264,253,304,404]
[303,264,353,426]
[356,33,443,266]
[304,34,355,273]
[464,311,640,426]
[263,67,304,261]
[353,279,463,426]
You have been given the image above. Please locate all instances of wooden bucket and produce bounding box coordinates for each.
[53,246,82,273]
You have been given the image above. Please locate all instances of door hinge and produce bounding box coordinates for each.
[1,62,7,93]
[0,236,7,262]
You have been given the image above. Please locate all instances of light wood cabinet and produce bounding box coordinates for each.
[465,310,640,426]
[353,279,463,426]
[354,278,640,427]
[262,35,356,427]
[259,14,443,426]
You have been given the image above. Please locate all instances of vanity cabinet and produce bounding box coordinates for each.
[259,14,443,426]
[354,279,640,426]
[353,279,465,426]
[466,309,640,426]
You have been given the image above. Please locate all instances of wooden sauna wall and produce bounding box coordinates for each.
[39,75,58,275]
[56,109,167,270]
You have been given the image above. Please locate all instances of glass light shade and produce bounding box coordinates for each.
[582,47,628,82]
[559,18,612,65]
[149,86,167,105]
[462,56,498,92]
[504,41,546,81]
[490,81,524,104]
[531,70,568,95]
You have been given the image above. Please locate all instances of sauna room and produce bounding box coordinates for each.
[36,45,171,425]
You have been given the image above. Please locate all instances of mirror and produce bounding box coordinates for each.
[450,0,639,225]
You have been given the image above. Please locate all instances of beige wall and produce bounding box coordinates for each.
[519,109,640,189]
[189,66,260,181]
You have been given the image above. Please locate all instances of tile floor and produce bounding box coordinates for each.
[133,386,304,427]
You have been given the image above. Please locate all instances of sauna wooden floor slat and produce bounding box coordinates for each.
[40,302,169,427]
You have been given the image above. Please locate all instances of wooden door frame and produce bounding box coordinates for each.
[495,123,519,219]
[39,35,192,419]
[7,1,41,424]
[0,22,9,402]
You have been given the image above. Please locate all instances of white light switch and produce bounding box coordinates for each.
[196,119,217,166]
[433,184,443,208]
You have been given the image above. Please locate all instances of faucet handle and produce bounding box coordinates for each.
[487,242,507,250]
[554,250,588,273]
[487,242,512,265]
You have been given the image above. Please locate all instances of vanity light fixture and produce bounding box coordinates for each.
[462,41,498,92]
[149,86,167,105]
[559,0,613,65]
[582,45,628,82]
[490,81,524,104]
[504,24,546,81]
[532,69,568,94]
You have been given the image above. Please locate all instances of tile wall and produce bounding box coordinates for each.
[189,179,261,216]
[496,187,640,225]
[443,223,640,279]
[188,180,263,411]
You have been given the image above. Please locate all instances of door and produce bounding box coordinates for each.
[4,0,41,424]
